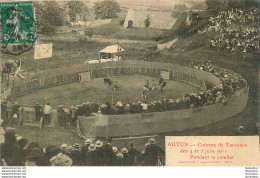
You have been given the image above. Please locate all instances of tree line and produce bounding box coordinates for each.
[34,0,121,34]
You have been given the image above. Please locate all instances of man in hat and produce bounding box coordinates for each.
[35,103,42,122]
[121,147,132,166]
[43,103,52,126]
[111,147,118,166]
[69,106,76,127]
[85,144,97,166]
[144,138,165,166]
[103,138,114,166]
[24,148,44,166]
[59,144,69,155]
[1,127,24,166]
[128,142,139,166]
[95,140,104,166]
[49,152,73,166]
[90,101,99,113]
[80,138,92,165]
[57,105,66,129]
[70,143,81,166]
[44,146,60,166]
[116,152,123,166]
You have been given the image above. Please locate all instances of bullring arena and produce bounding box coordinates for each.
[2,60,249,138]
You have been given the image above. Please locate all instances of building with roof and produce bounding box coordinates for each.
[99,44,125,61]
[123,8,177,30]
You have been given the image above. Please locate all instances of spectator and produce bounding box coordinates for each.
[116,153,123,166]
[95,140,104,166]
[128,142,139,166]
[57,105,66,129]
[1,127,24,166]
[121,147,132,166]
[112,147,118,166]
[10,102,20,126]
[69,106,76,127]
[35,103,42,122]
[24,148,44,166]
[69,143,81,166]
[144,138,165,166]
[103,139,114,166]
[44,146,60,166]
[43,103,52,127]
[49,152,73,166]
[85,144,97,166]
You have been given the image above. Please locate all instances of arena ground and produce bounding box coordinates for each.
[15,75,202,107]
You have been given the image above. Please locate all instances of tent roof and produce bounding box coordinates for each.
[100,45,124,54]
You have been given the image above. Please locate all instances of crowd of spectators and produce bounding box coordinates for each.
[1,127,164,166]
[197,7,259,54]
[200,7,259,34]
[209,8,259,26]
[210,27,259,54]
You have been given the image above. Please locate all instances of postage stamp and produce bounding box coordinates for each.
[0,1,36,55]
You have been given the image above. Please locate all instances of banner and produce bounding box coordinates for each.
[34,43,53,60]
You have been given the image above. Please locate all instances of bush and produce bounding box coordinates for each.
[144,15,151,28]
[127,20,133,28]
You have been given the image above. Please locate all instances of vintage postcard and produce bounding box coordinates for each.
[0,0,259,171]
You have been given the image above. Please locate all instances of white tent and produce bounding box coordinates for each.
[99,45,125,61]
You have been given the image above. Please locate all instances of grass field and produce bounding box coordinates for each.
[15,75,201,107]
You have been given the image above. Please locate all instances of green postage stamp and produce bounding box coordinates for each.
[0,1,36,54]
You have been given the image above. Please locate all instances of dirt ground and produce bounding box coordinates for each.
[15,75,201,107]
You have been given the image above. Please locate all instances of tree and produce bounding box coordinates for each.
[67,1,89,22]
[127,20,133,28]
[144,15,151,28]
[43,2,64,26]
[94,0,121,19]
[34,2,64,34]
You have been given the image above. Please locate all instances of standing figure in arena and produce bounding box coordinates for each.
[142,86,148,98]
[160,81,167,91]
[113,81,118,92]
[145,80,149,89]
[152,79,156,91]
[159,77,163,86]
[8,102,20,126]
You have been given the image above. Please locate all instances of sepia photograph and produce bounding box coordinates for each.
[0,0,259,168]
